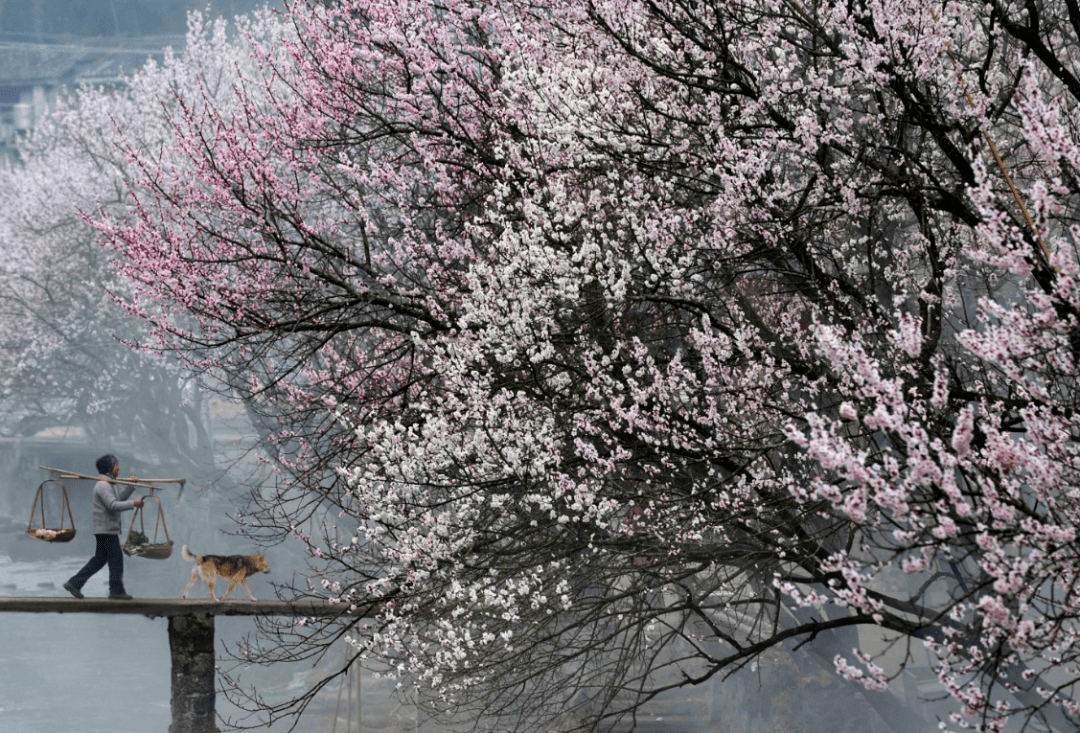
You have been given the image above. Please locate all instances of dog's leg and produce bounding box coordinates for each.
[183,566,201,599]
[240,580,258,601]
[222,579,238,600]
[205,574,220,602]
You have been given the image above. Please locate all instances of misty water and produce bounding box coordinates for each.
[0,447,965,733]
[0,467,954,733]
[0,472,313,733]
[0,551,378,733]
[0,543,282,733]
[0,485,408,733]
[0,555,171,731]
[0,549,949,733]
[0,540,925,733]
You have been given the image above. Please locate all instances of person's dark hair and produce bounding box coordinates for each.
[95,454,118,475]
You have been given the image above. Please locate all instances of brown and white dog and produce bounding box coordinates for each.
[181,544,270,601]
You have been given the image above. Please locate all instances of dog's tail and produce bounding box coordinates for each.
[181,544,199,563]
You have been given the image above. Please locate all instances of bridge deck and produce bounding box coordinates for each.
[0,595,357,616]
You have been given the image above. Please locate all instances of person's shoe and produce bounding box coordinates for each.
[108,593,134,600]
[63,581,84,599]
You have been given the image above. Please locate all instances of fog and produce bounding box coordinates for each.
[0,8,369,732]
[0,3,964,733]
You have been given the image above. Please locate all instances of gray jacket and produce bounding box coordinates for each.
[92,476,137,535]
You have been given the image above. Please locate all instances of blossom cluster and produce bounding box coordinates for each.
[73,0,1080,730]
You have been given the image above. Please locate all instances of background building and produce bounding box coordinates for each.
[0,0,263,154]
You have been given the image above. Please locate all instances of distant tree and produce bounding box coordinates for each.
[0,11,288,476]
[0,132,168,441]
[93,0,1080,732]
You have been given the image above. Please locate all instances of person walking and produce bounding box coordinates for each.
[63,454,142,600]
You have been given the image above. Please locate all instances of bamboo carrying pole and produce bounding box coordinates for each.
[40,466,188,501]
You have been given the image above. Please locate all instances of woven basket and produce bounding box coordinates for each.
[26,527,76,543]
[122,495,173,560]
[26,480,76,543]
[123,539,174,559]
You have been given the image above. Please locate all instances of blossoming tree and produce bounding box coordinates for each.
[0,80,211,465]
[0,11,291,476]
[91,0,1080,731]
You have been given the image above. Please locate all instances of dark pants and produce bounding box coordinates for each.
[70,534,125,595]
